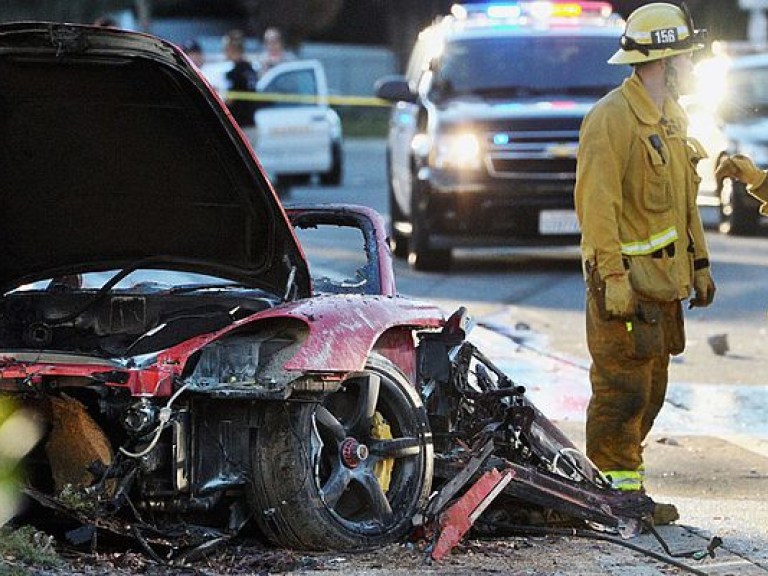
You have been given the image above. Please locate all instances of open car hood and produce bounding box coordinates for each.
[0,22,310,297]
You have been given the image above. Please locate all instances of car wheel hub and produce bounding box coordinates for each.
[341,437,369,468]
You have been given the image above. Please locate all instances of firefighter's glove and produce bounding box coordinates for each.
[690,268,716,309]
[715,154,767,189]
[604,274,635,319]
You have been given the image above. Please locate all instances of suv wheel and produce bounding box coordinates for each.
[387,153,409,259]
[720,180,760,236]
[248,354,433,550]
[409,178,451,271]
[320,141,344,186]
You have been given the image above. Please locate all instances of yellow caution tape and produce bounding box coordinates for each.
[225,90,390,107]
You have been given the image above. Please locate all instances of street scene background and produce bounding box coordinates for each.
[0,1,767,574]
[284,138,768,575]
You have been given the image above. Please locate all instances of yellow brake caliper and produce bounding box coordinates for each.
[371,411,394,492]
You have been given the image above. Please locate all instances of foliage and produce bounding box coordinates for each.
[0,525,62,574]
[336,106,388,139]
[0,398,43,528]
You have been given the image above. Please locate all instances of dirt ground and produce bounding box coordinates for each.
[0,529,699,576]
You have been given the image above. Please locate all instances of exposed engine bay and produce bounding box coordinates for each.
[0,286,278,357]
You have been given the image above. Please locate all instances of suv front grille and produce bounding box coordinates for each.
[487,156,576,179]
[483,128,579,180]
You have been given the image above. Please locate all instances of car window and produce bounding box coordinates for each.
[263,69,318,107]
[292,224,371,295]
[430,35,628,98]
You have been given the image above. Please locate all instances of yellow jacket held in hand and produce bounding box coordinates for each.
[575,72,710,302]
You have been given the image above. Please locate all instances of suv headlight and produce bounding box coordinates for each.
[433,133,482,170]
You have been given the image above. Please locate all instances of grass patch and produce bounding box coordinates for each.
[0,525,62,574]
[335,105,389,138]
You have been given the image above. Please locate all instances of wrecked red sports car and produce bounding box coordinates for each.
[0,22,660,562]
[0,22,442,552]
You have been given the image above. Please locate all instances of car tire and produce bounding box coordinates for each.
[320,141,344,186]
[248,353,433,551]
[387,151,409,259]
[409,177,451,271]
[719,180,760,236]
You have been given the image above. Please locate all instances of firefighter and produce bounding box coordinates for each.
[715,154,768,215]
[574,3,715,523]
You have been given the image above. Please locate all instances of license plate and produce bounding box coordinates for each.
[539,210,580,235]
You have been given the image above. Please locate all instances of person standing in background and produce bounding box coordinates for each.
[223,29,258,137]
[715,154,768,215]
[257,27,295,76]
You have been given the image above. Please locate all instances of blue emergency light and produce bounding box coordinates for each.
[451,1,614,22]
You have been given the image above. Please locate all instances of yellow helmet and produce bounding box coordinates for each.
[608,2,706,65]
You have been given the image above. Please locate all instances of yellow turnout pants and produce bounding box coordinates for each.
[585,292,684,475]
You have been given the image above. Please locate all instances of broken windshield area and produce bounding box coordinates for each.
[8,270,251,294]
[293,224,372,295]
[429,35,630,101]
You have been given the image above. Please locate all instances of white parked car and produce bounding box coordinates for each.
[202,59,344,189]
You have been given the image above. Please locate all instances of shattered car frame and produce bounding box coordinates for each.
[0,22,656,561]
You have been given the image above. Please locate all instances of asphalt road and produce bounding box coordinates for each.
[285,138,768,575]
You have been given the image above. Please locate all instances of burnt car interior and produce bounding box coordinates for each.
[287,205,388,296]
[0,273,278,357]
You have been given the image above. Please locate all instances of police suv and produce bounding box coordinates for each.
[376,1,629,270]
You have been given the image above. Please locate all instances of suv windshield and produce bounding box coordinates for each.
[430,35,628,99]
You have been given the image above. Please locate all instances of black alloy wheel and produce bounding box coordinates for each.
[248,354,433,550]
[387,150,409,259]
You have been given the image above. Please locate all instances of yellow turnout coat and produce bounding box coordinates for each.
[575,71,709,302]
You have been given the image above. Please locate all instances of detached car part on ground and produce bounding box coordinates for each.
[0,22,687,564]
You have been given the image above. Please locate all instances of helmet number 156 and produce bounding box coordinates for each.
[652,28,678,45]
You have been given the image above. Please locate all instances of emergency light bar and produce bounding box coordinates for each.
[451,1,614,22]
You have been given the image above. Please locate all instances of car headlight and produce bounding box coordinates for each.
[432,133,482,170]
[185,320,308,390]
